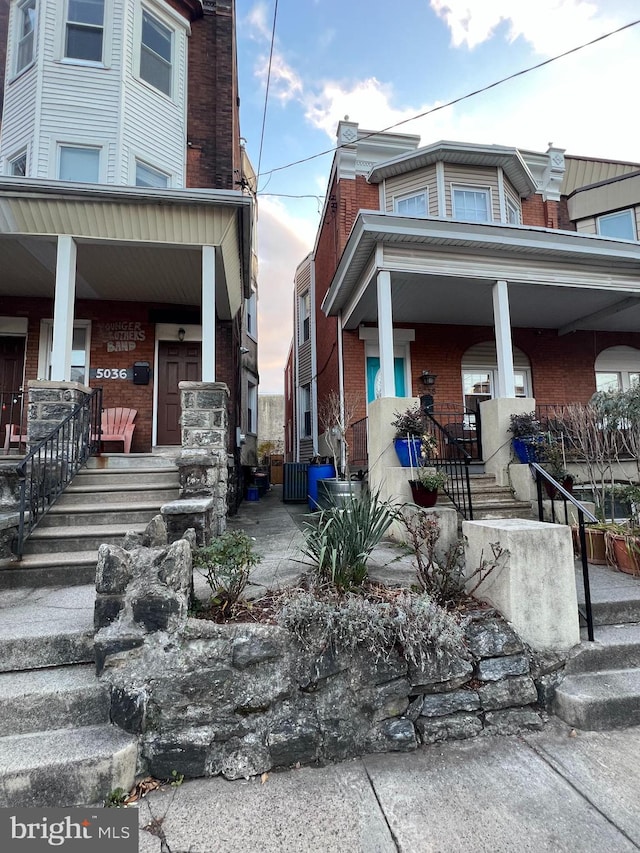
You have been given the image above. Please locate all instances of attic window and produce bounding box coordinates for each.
[597,210,636,241]
[394,191,428,217]
[453,186,491,223]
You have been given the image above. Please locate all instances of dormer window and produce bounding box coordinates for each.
[506,197,520,225]
[394,190,428,217]
[597,209,636,241]
[65,0,104,63]
[16,0,37,73]
[453,186,491,223]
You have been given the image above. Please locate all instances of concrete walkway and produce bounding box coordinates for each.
[136,718,640,852]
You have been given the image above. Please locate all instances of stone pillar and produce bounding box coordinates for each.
[480,397,535,487]
[163,382,230,541]
[27,380,92,449]
[463,518,580,652]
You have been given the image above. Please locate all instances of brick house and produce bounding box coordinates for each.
[285,120,640,489]
[0,0,258,476]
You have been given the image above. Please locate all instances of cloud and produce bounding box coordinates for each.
[305,77,411,139]
[254,51,304,104]
[429,0,616,55]
[245,2,272,41]
[256,198,317,393]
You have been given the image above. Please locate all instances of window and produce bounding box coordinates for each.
[65,0,104,62]
[595,346,640,392]
[247,381,257,434]
[299,291,310,343]
[506,198,520,225]
[301,384,311,438]
[135,160,169,188]
[246,291,257,340]
[394,191,428,217]
[58,145,100,182]
[597,210,636,241]
[453,187,491,223]
[16,0,37,73]
[9,151,28,177]
[39,320,90,384]
[140,10,172,96]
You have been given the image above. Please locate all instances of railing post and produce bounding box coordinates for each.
[578,509,595,642]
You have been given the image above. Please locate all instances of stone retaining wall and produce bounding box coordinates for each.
[94,522,556,782]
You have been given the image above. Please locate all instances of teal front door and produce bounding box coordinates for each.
[366,357,406,403]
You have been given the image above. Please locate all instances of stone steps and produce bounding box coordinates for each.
[0,550,98,589]
[41,503,168,527]
[22,523,148,554]
[552,668,640,731]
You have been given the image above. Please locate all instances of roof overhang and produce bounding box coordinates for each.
[0,179,253,317]
[367,141,538,197]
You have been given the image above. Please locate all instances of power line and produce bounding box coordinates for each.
[256,17,640,184]
[256,0,280,186]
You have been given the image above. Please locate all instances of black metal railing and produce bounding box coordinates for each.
[430,403,482,460]
[1,390,26,454]
[423,411,474,519]
[349,417,368,468]
[14,388,102,558]
[529,461,597,641]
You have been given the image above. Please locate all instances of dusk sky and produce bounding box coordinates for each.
[235,0,640,394]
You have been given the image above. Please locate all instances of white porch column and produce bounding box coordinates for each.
[50,236,77,381]
[492,280,516,398]
[202,245,216,382]
[376,269,395,397]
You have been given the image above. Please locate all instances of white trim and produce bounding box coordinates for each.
[393,188,428,217]
[376,270,395,397]
[133,156,172,188]
[436,161,446,217]
[310,259,318,454]
[492,280,516,398]
[338,311,345,470]
[134,2,185,103]
[38,317,91,383]
[451,183,493,223]
[497,167,506,222]
[13,0,37,77]
[50,235,77,380]
[597,209,637,241]
[6,146,29,178]
[358,327,415,343]
[59,0,111,67]
[201,245,216,382]
[0,317,29,335]
[53,141,105,183]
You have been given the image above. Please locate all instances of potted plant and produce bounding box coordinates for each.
[508,411,544,463]
[391,405,424,467]
[540,437,574,499]
[605,485,640,576]
[409,468,447,508]
[315,390,362,509]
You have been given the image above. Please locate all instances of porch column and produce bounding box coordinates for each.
[376,269,395,397]
[492,280,516,398]
[202,245,216,382]
[50,236,77,381]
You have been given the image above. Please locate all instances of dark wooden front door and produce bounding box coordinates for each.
[157,341,202,445]
[0,336,26,435]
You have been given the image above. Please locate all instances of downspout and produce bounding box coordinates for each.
[337,309,346,474]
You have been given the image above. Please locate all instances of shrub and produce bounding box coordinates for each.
[508,411,542,439]
[301,488,398,590]
[276,587,468,668]
[391,405,425,438]
[193,531,261,612]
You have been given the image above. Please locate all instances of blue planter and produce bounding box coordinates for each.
[308,463,336,510]
[512,437,542,463]
[394,437,422,468]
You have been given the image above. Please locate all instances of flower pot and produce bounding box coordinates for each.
[512,437,542,463]
[606,532,640,576]
[544,476,574,500]
[575,526,608,565]
[409,481,438,508]
[394,437,422,468]
[316,478,363,510]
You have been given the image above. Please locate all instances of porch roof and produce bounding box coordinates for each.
[0,179,253,319]
[322,212,640,333]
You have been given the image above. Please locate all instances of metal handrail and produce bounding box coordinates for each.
[423,411,474,520]
[14,388,103,558]
[529,461,597,641]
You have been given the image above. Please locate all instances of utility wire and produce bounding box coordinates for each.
[256,0,279,186]
[256,17,640,183]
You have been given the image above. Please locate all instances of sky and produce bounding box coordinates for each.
[235,0,640,394]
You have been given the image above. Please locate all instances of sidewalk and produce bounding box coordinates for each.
[136,718,640,852]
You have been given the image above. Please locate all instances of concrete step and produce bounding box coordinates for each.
[472,504,535,520]
[0,665,108,736]
[569,623,640,673]
[86,452,177,470]
[0,550,98,589]
[41,503,167,528]
[22,523,146,555]
[0,724,138,807]
[72,468,179,487]
[60,484,179,505]
[552,667,640,731]
[578,565,640,626]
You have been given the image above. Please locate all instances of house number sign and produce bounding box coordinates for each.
[89,368,132,380]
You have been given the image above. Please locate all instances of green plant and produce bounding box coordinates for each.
[276,586,468,668]
[413,468,447,491]
[104,787,128,808]
[508,411,542,439]
[301,488,398,590]
[193,530,261,611]
[391,405,425,438]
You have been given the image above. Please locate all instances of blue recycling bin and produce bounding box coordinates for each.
[308,463,335,510]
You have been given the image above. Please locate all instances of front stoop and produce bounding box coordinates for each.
[553,571,640,731]
[0,586,138,807]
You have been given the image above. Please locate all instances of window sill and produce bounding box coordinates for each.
[133,74,176,106]
[58,57,109,69]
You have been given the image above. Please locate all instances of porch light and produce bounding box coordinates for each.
[421,370,437,387]
[177,328,186,342]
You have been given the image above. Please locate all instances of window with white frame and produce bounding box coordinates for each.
[58,145,100,182]
[65,0,104,62]
[506,197,520,225]
[394,190,428,217]
[135,160,169,188]
[39,320,90,384]
[140,9,173,96]
[595,346,640,392]
[299,291,310,344]
[597,209,636,241]
[15,0,37,74]
[300,384,311,438]
[9,150,28,177]
[246,291,257,340]
[452,186,491,223]
[247,381,257,434]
